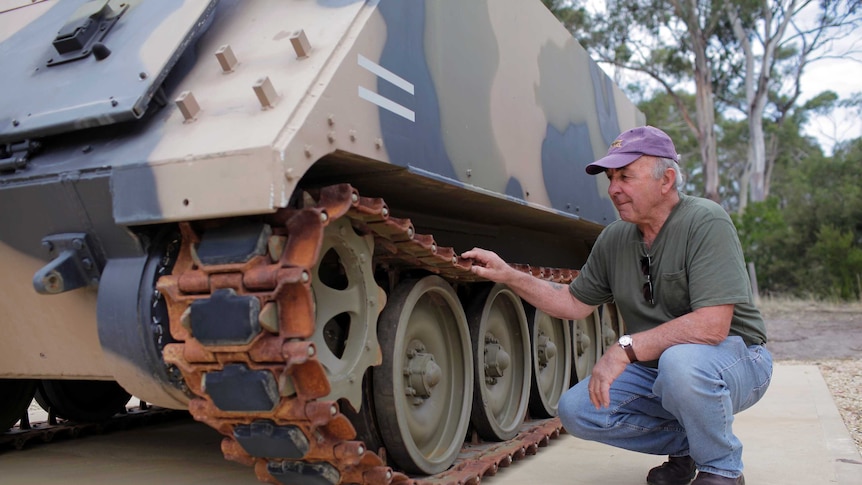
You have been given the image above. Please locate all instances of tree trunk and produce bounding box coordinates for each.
[748,98,768,202]
[727,0,797,205]
[677,0,720,202]
[738,162,751,214]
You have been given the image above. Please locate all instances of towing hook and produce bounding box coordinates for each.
[32,233,102,295]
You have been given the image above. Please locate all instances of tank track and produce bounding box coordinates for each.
[157,184,578,485]
[1,403,186,451]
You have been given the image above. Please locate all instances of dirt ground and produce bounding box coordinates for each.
[759,298,862,360]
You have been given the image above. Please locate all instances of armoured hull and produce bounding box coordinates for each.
[1,0,640,482]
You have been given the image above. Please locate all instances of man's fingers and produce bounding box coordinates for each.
[588,380,602,408]
[600,387,611,408]
[588,387,600,409]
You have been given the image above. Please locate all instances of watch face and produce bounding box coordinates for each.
[619,335,632,346]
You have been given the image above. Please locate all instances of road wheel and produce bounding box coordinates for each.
[35,380,130,423]
[0,379,37,430]
[373,276,473,474]
[467,284,531,440]
[525,305,571,418]
[572,309,602,384]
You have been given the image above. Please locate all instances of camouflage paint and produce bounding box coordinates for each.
[375,0,460,181]
[0,0,643,392]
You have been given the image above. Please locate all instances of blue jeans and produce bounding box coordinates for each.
[559,336,773,478]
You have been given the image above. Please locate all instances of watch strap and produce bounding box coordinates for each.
[620,336,638,363]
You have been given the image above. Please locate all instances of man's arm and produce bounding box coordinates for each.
[587,304,734,409]
[626,304,733,361]
[461,247,596,321]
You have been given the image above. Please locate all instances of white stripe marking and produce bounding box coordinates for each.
[358,86,415,122]
[358,54,414,94]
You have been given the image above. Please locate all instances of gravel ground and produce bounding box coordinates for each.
[759,298,862,453]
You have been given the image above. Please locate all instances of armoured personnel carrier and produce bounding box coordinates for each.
[0,0,640,483]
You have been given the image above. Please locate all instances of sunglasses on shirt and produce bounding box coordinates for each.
[641,256,655,305]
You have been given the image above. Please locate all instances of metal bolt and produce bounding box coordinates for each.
[72,238,84,250]
[175,91,200,122]
[290,29,312,59]
[253,76,279,109]
[41,241,54,252]
[215,44,238,73]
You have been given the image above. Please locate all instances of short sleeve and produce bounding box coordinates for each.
[686,215,753,309]
[569,229,615,306]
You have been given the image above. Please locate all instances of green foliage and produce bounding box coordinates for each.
[732,197,800,295]
[735,138,862,300]
[806,225,862,300]
[540,0,591,45]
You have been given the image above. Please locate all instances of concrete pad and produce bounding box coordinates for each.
[0,365,859,484]
[485,364,862,484]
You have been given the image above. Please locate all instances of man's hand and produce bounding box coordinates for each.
[587,344,630,409]
[461,248,516,284]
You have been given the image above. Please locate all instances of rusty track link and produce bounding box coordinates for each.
[157,184,577,485]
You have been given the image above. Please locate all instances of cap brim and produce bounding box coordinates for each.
[585,152,642,175]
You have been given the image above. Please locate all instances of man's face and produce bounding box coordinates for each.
[605,156,663,224]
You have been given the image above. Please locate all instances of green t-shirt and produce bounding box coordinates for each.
[569,193,767,347]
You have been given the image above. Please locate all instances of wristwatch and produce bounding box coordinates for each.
[618,334,638,363]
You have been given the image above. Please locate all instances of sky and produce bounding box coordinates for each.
[797,35,862,155]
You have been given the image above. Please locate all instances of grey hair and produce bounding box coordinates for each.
[653,157,685,191]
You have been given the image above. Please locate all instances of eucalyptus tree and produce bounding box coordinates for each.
[545,0,861,209]
[722,0,862,211]
[577,0,728,202]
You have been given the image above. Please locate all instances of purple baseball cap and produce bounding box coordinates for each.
[585,126,679,175]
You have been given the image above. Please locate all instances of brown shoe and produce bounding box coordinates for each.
[646,455,697,485]
[691,471,745,484]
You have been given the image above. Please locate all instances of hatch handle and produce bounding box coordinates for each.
[48,0,127,66]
